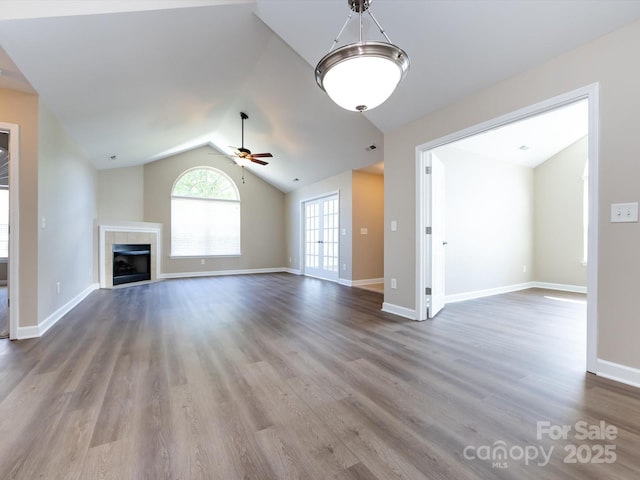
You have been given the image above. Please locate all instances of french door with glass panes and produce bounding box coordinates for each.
[304,194,339,281]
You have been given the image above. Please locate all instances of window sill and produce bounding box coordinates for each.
[170,254,242,259]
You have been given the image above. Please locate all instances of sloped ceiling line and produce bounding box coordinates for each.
[0,1,638,192]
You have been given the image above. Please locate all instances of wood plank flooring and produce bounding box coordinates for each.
[0,274,638,479]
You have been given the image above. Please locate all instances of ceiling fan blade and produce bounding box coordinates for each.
[250,158,269,165]
[250,153,273,158]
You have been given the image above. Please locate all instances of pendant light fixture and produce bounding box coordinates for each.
[315,0,409,112]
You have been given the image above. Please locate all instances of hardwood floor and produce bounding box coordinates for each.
[0,274,638,479]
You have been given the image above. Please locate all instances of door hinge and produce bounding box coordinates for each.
[425,287,432,295]
[425,226,432,235]
[426,166,431,174]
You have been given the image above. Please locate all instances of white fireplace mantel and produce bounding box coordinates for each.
[99,222,162,288]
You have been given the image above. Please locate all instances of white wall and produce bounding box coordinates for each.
[435,146,534,296]
[534,136,587,286]
[384,18,640,370]
[38,102,97,323]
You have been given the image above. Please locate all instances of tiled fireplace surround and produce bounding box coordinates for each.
[99,223,161,288]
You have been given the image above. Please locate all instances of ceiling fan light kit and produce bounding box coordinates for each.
[208,112,272,183]
[315,0,409,112]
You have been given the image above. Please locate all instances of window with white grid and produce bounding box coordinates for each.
[171,167,240,257]
[304,194,339,279]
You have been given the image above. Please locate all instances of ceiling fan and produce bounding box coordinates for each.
[210,112,272,167]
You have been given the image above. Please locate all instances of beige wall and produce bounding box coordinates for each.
[97,165,144,222]
[0,87,39,328]
[144,146,286,274]
[435,146,534,296]
[352,171,383,281]
[285,171,353,279]
[534,136,588,286]
[384,19,640,369]
[38,102,97,322]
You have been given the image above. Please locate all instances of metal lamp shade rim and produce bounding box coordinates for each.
[315,41,410,92]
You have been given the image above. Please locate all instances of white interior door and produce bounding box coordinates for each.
[304,195,339,281]
[427,154,446,318]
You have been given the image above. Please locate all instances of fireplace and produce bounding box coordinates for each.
[99,223,161,288]
[112,243,151,286]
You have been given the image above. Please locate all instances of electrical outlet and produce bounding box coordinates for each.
[391,278,397,289]
[523,265,527,273]
[56,282,60,294]
[200,259,205,265]
[611,202,639,223]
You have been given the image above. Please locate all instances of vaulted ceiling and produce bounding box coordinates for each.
[1,1,639,192]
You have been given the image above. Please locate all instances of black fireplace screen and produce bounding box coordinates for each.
[112,243,151,285]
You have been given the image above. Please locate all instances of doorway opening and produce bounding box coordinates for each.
[0,122,20,340]
[415,84,599,373]
[302,193,340,282]
[0,131,8,338]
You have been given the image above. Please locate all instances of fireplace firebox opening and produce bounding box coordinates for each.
[112,243,151,286]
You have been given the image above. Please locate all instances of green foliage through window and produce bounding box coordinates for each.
[172,167,238,200]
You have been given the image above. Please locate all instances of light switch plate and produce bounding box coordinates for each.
[611,202,639,223]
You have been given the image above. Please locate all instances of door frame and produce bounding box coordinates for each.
[0,122,20,340]
[415,83,599,373]
[299,190,341,281]
[424,152,446,319]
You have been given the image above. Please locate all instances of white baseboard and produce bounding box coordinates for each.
[597,359,640,389]
[531,282,587,294]
[159,267,288,280]
[16,325,39,339]
[283,268,302,275]
[445,282,533,303]
[445,281,587,304]
[339,278,383,287]
[381,302,417,320]
[17,283,99,339]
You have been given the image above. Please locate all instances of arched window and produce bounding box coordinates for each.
[171,167,240,256]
